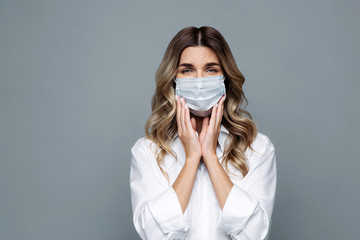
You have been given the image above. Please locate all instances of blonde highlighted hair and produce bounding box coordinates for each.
[145,26,257,179]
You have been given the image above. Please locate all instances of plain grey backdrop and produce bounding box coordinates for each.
[1,0,359,239]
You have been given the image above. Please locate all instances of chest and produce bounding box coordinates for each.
[163,145,235,239]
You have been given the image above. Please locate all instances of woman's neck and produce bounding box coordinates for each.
[192,115,204,134]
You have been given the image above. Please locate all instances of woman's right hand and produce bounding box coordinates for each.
[176,96,202,165]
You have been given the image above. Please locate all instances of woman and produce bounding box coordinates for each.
[130,26,277,240]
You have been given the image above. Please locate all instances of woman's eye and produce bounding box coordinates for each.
[207,68,218,73]
[181,69,192,74]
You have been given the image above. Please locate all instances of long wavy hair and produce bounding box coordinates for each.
[145,26,257,180]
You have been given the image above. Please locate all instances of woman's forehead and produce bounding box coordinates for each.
[179,46,220,65]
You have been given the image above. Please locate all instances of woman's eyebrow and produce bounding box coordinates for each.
[178,62,220,67]
[205,62,221,67]
[178,63,193,67]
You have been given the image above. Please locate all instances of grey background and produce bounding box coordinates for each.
[1,0,359,239]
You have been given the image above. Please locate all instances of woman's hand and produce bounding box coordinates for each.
[199,95,226,163]
[176,96,202,165]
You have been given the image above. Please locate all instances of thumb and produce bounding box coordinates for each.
[190,117,196,131]
[202,116,209,130]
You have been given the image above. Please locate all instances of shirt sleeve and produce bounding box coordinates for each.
[218,134,277,240]
[129,138,190,240]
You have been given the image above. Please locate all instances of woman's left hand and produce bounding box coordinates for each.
[199,95,226,162]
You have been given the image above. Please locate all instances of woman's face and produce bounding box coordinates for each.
[176,46,223,78]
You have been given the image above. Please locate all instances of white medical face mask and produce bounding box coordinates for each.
[175,75,226,117]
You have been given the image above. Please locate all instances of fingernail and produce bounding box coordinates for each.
[185,104,188,109]
[181,98,183,103]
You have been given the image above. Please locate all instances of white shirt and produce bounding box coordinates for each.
[130,125,277,240]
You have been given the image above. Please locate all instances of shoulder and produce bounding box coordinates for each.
[130,137,169,185]
[132,136,151,146]
[131,137,158,162]
[131,137,154,152]
[246,132,275,159]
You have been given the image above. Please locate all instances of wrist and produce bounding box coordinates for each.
[185,155,201,167]
[202,152,218,165]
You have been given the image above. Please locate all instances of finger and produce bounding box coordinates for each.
[176,95,180,126]
[209,103,218,130]
[216,95,225,127]
[184,103,192,131]
[180,98,186,132]
[176,95,182,133]
[190,117,196,132]
[202,116,209,129]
